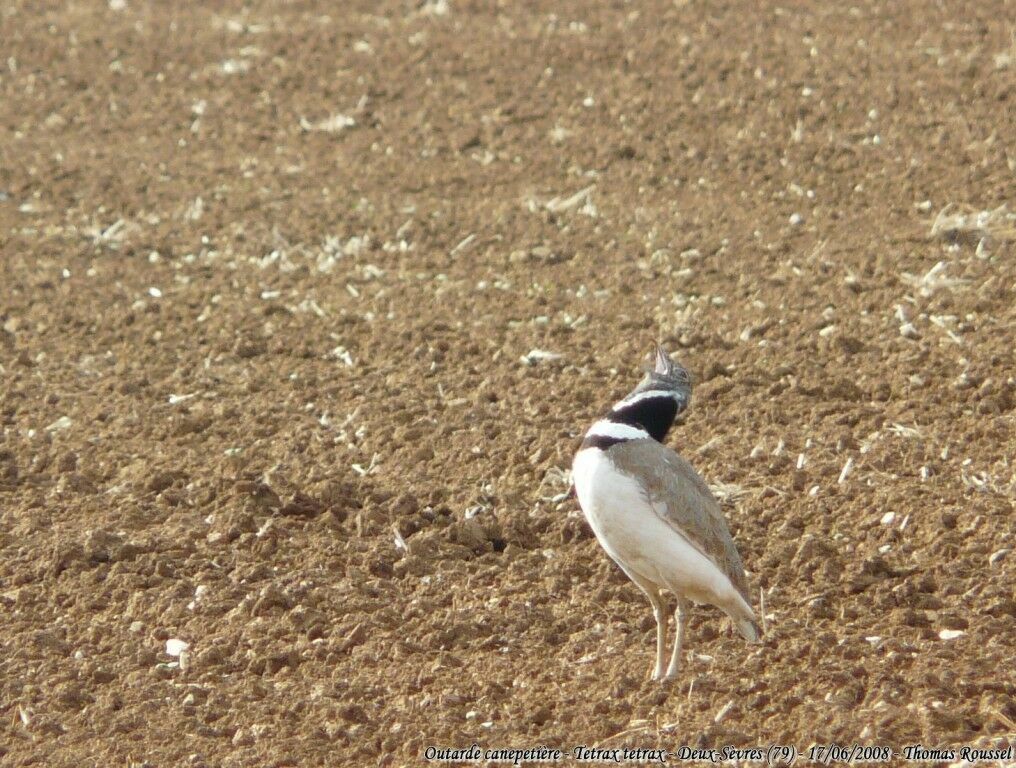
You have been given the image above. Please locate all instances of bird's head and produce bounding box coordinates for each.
[604,345,693,443]
[635,344,692,404]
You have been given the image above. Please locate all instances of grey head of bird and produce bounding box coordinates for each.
[606,345,693,443]
[633,344,692,404]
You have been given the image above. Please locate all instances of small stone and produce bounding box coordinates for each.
[84,529,124,562]
[232,728,254,747]
[251,584,291,615]
[166,639,190,657]
[234,338,267,359]
[340,623,368,653]
[154,662,177,678]
[451,518,488,551]
[57,451,79,473]
[195,646,225,668]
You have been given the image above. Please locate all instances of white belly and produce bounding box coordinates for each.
[572,447,734,606]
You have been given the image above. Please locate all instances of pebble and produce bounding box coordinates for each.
[166,639,190,657]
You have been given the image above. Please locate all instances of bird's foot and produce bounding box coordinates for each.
[651,668,681,683]
[660,660,681,682]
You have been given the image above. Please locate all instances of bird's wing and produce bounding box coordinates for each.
[610,439,753,603]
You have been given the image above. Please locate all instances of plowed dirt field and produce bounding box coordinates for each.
[1,1,1014,766]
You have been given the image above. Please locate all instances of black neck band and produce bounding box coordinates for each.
[609,395,679,442]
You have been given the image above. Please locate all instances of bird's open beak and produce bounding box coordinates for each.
[653,344,673,376]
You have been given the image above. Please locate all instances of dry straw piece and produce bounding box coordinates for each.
[929,203,1016,243]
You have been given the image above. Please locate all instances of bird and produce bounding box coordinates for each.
[571,345,761,681]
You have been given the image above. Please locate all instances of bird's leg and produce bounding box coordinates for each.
[663,597,689,681]
[643,588,668,681]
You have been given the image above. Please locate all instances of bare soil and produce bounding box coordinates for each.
[1,1,1014,766]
